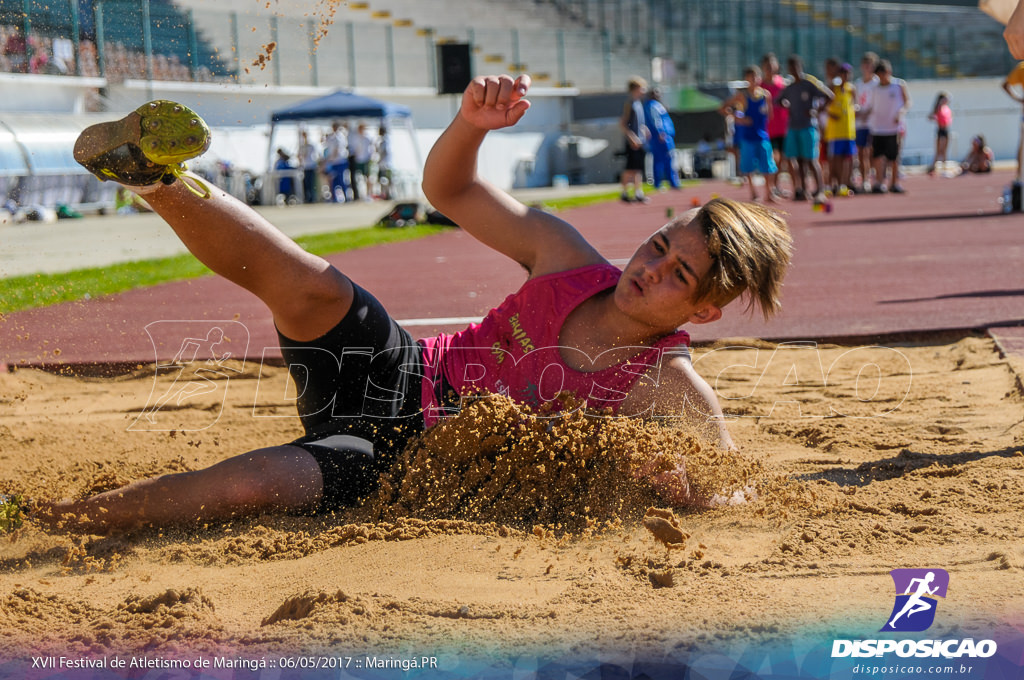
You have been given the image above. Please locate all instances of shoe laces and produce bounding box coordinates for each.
[167,163,212,199]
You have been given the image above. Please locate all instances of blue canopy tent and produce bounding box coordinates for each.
[266,90,421,204]
[270,91,412,122]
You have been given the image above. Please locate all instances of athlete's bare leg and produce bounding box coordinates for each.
[34,446,323,534]
[139,177,353,342]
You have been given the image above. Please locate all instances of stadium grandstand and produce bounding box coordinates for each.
[1,1,1010,89]
[0,0,1018,213]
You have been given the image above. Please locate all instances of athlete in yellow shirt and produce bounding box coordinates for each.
[826,64,857,193]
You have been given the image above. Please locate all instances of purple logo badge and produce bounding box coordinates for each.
[880,568,949,632]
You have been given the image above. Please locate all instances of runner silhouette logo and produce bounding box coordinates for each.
[881,568,949,632]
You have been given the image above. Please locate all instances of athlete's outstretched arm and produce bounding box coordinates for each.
[422,74,602,277]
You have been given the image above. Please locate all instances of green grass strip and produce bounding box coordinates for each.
[0,224,447,314]
[538,181,699,212]
[538,190,623,211]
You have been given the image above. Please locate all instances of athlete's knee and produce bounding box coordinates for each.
[290,434,381,512]
[274,266,355,340]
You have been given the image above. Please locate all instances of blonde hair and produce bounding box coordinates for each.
[627,76,648,92]
[687,198,792,319]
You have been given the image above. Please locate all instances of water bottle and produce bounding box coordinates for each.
[1003,186,1012,214]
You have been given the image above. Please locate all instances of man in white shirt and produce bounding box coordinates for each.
[854,52,879,192]
[863,59,911,194]
[323,122,349,203]
[297,130,321,204]
[348,123,375,200]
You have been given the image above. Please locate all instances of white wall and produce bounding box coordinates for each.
[902,78,1021,164]
[0,73,106,113]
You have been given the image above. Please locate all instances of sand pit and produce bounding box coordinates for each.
[2,336,1023,674]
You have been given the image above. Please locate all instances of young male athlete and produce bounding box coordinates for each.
[32,75,791,533]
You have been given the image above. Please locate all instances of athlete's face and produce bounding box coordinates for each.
[615,210,722,333]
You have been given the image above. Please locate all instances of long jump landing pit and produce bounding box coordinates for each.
[1,335,1022,672]
[1,173,1023,676]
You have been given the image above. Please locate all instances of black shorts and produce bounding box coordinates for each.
[278,282,424,513]
[624,146,647,171]
[770,135,786,153]
[937,128,949,140]
[871,134,900,162]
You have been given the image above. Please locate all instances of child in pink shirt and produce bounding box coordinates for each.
[37,76,792,533]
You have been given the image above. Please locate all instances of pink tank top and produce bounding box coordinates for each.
[418,263,691,427]
[764,75,789,139]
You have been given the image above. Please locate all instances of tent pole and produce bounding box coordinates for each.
[264,122,277,206]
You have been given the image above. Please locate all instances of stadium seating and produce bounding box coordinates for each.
[1,0,1014,90]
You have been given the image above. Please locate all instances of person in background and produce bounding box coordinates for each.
[927,92,953,176]
[323,121,350,203]
[863,59,911,194]
[348,123,375,201]
[818,57,841,189]
[778,54,833,202]
[961,135,994,174]
[720,65,778,203]
[273,148,297,204]
[376,125,393,200]
[51,36,74,74]
[618,76,650,203]
[761,52,791,198]
[826,63,857,194]
[3,25,27,73]
[854,52,880,193]
[297,130,320,204]
[645,87,681,191]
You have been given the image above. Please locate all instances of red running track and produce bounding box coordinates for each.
[2,170,1024,371]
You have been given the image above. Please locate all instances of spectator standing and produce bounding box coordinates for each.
[826,63,857,194]
[863,59,911,194]
[644,87,681,190]
[3,26,27,73]
[761,52,791,197]
[376,125,393,200]
[618,76,650,203]
[818,57,841,188]
[273,148,297,204]
[323,122,350,203]
[51,36,74,74]
[854,52,880,192]
[348,123,375,201]
[297,129,320,204]
[28,35,49,74]
[927,92,953,176]
[720,65,778,203]
[778,54,833,202]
